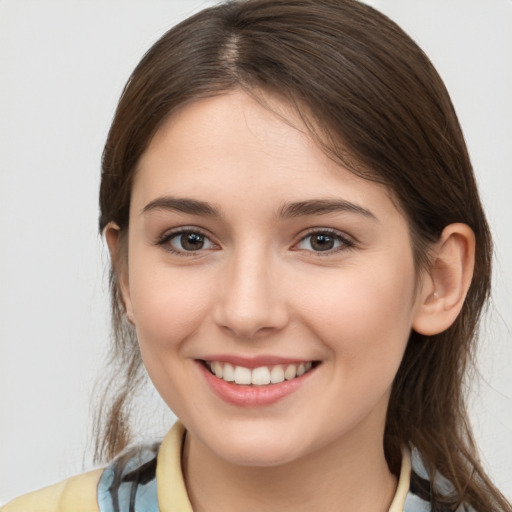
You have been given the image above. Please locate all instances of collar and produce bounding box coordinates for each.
[157,421,193,512]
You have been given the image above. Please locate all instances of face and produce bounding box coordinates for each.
[119,90,426,468]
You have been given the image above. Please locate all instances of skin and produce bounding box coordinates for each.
[107,90,475,512]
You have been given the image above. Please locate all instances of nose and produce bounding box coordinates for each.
[213,248,289,340]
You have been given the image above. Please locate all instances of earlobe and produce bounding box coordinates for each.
[412,223,475,336]
[104,222,135,324]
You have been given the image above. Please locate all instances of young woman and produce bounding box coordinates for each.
[4,0,511,511]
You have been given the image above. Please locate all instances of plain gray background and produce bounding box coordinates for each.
[1,0,511,504]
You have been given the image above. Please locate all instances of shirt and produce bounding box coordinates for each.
[2,421,462,511]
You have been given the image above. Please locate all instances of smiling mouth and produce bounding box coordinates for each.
[201,360,320,386]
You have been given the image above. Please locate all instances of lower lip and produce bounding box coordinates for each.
[198,361,316,407]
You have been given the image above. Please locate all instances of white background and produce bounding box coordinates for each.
[1,0,511,504]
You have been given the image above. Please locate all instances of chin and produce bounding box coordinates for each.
[200,421,305,468]
[218,440,301,468]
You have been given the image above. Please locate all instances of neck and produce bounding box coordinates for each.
[182,425,398,512]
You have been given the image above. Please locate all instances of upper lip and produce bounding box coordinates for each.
[198,354,317,369]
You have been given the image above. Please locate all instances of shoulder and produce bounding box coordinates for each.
[1,423,186,512]
[1,444,160,512]
[1,468,103,512]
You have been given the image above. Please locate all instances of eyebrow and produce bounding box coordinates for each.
[142,197,220,216]
[278,199,377,220]
[141,196,376,220]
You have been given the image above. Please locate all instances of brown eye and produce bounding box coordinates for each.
[180,232,205,250]
[310,234,335,251]
[297,231,352,253]
[166,230,214,253]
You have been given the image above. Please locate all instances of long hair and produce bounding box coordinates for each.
[96,1,509,509]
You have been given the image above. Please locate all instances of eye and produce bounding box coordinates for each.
[296,230,353,253]
[159,229,215,254]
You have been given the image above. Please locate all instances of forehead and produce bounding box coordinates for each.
[133,90,399,220]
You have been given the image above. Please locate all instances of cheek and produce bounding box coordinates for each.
[126,262,216,410]
[298,258,417,368]
[128,260,214,351]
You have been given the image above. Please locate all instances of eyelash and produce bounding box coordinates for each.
[156,227,355,256]
[156,228,216,256]
[296,228,355,255]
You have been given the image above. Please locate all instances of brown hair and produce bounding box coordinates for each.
[97,0,510,510]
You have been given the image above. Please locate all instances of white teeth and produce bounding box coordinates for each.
[251,366,271,386]
[207,361,314,385]
[223,363,235,382]
[284,364,297,380]
[213,361,223,378]
[234,366,252,385]
[270,365,285,384]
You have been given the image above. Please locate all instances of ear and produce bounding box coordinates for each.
[412,223,475,336]
[104,222,135,324]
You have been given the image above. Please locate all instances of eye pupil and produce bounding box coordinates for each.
[311,234,334,251]
[181,232,204,250]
